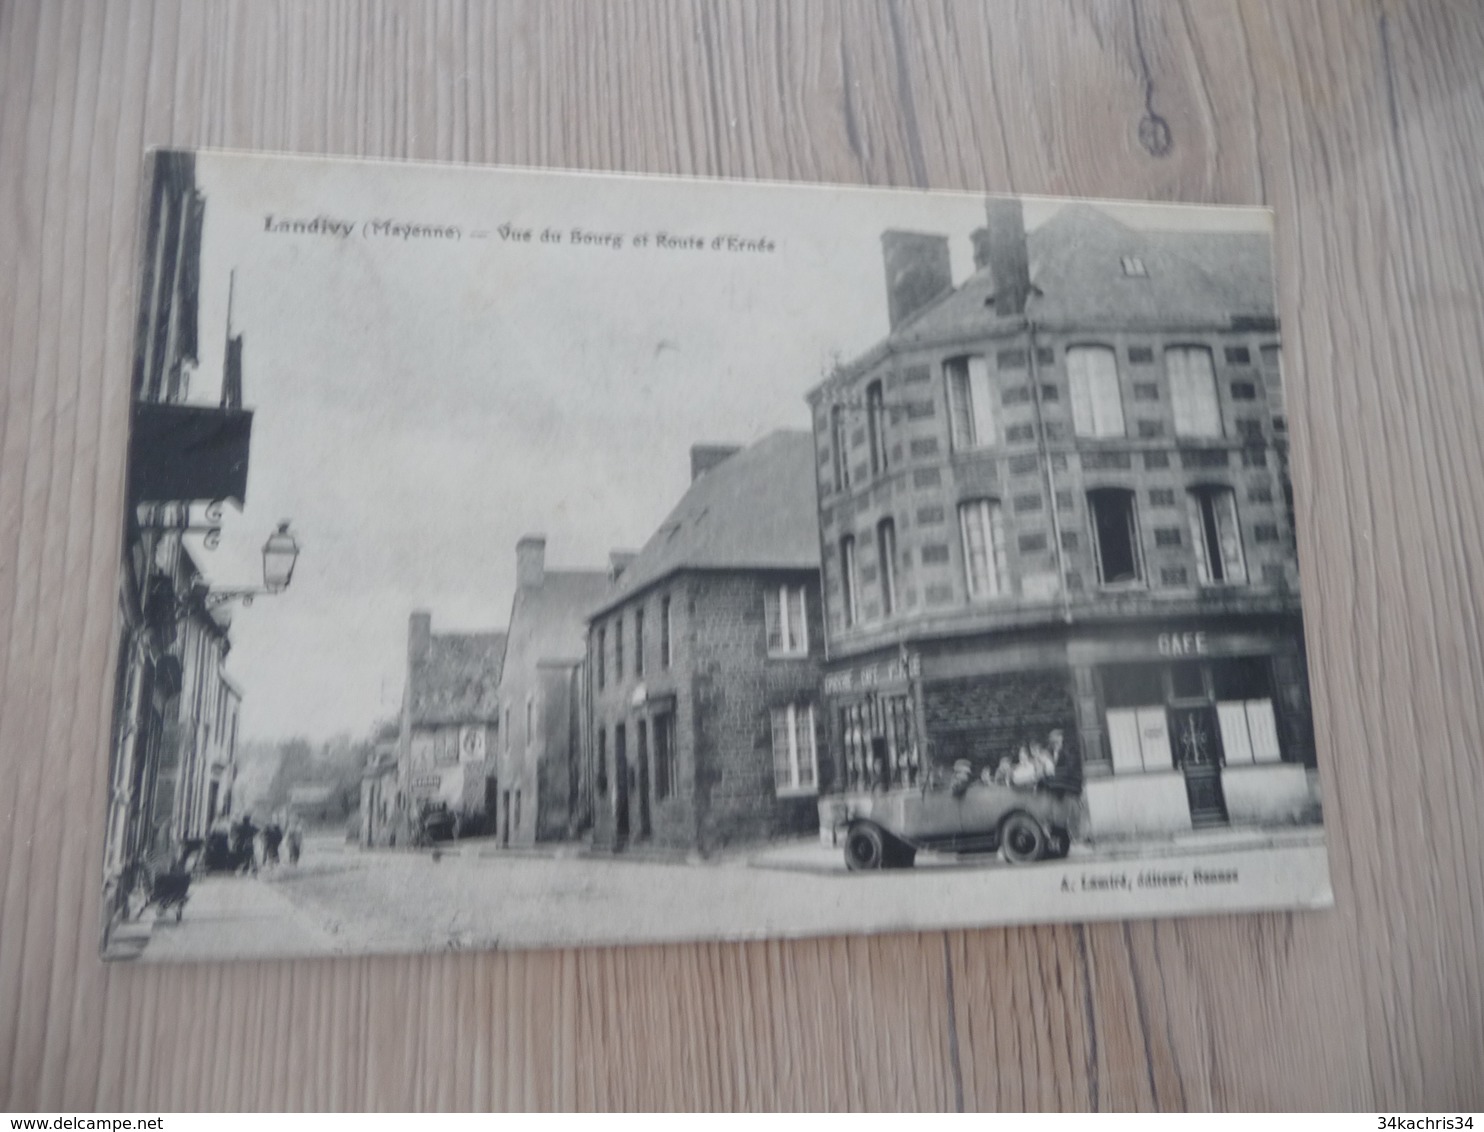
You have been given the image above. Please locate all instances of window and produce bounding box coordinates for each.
[596,627,606,689]
[1167,346,1222,437]
[771,703,819,795]
[660,595,671,668]
[1188,486,1248,584]
[1121,255,1147,277]
[840,536,859,627]
[877,518,898,617]
[503,706,510,753]
[653,712,675,800]
[1067,345,1125,438]
[615,616,624,680]
[1213,658,1280,765]
[525,695,534,744]
[596,727,608,797]
[1088,488,1144,585]
[831,405,851,491]
[866,380,888,475]
[765,584,809,655]
[944,355,995,450]
[957,498,1007,599]
[634,607,645,677]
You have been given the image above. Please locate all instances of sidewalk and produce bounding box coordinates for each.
[747,824,1327,876]
[135,872,339,961]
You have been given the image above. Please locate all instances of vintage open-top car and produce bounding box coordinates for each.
[819,776,1084,870]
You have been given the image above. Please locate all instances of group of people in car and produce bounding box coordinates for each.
[949,728,1078,795]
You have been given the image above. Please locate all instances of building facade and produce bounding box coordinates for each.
[397,612,506,837]
[360,730,400,847]
[492,537,608,847]
[166,553,242,846]
[104,150,255,926]
[587,434,827,855]
[806,200,1317,839]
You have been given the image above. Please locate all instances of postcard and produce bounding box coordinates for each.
[101,149,1331,960]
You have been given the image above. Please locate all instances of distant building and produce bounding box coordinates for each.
[492,537,609,847]
[806,200,1317,839]
[586,433,826,855]
[287,782,347,826]
[360,732,399,847]
[398,613,506,835]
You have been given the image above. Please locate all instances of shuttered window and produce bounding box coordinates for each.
[945,355,995,450]
[957,498,1007,599]
[1189,486,1247,584]
[771,703,819,795]
[1068,345,1125,438]
[1167,346,1223,437]
[764,585,809,655]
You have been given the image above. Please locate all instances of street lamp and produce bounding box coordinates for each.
[261,521,299,593]
[200,520,301,609]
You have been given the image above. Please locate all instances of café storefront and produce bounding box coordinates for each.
[819,612,1319,840]
[823,650,923,792]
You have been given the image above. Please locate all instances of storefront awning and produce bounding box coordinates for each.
[129,402,253,506]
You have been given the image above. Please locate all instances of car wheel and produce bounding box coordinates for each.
[1000,813,1047,864]
[844,823,888,871]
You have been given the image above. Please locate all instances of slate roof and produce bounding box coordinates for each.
[505,570,612,670]
[589,429,820,619]
[829,203,1276,379]
[407,630,507,726]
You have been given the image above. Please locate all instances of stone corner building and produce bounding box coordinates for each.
[586,431,825,855]
[397,612,506,835]
[806,198,1317,840]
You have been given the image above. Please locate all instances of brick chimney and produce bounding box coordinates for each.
[881,231,952,330]
[609,550,637,580]
[984,197,1030,316]
[408,610,432,667]
[516,535,546,588]
[690,444,741,482]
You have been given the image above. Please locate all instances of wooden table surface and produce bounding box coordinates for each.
[2,0,1481,1112]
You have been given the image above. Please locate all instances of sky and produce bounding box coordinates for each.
[182,153,1270,742]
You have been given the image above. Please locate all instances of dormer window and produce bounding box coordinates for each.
[1121,255,1147,277]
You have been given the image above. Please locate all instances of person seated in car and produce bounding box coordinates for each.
[1031,740,1057,781]
[990,756,1014,786]
[950,759,975,798]
[1009,745,1041,789]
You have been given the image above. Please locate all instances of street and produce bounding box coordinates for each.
[132,828,1329,961]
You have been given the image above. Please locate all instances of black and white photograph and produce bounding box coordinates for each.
[103,148,1331,961]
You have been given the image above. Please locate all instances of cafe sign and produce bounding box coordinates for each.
[823,652,920,696]
[1158,631,1209,657]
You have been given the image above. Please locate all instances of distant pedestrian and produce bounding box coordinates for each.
[231,814,259,875]
[262,820,283,868]
[285,817,302,865]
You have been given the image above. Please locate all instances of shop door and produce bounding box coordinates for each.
[1170,706,1228,827]
[614,724,629,840]
[485,777,498,836]
[634,720,652,840]
[501,790,511,846]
